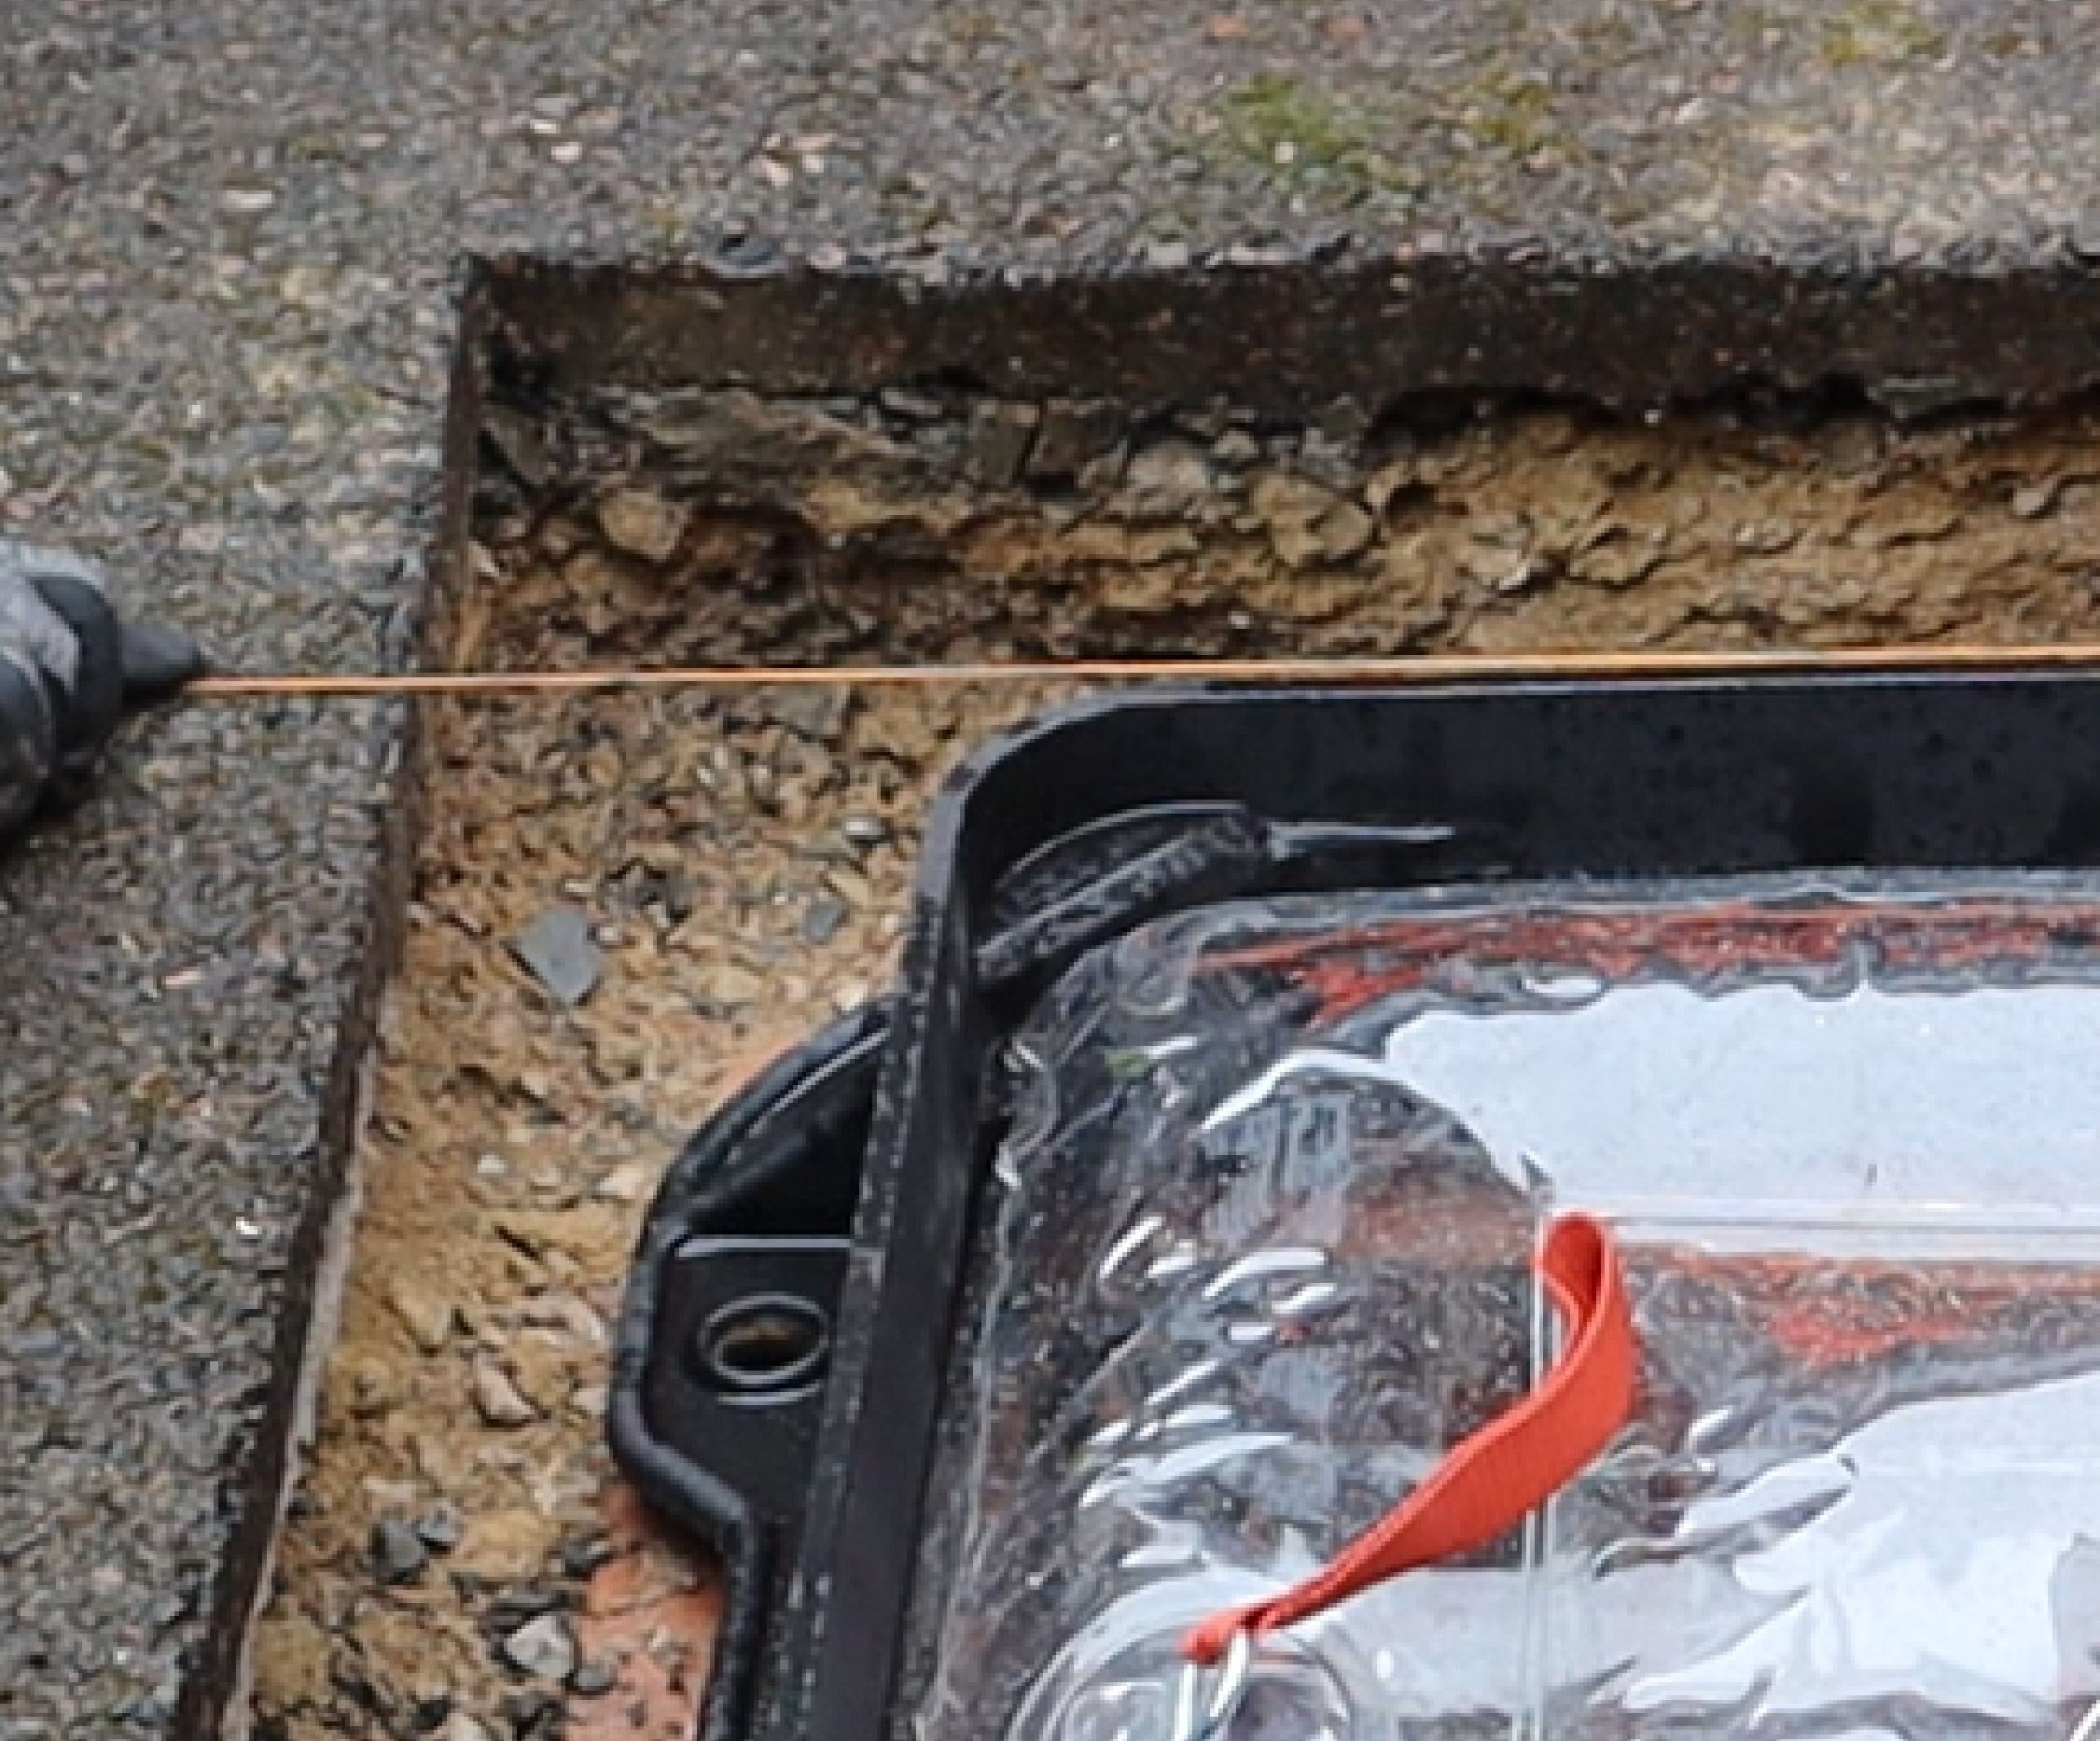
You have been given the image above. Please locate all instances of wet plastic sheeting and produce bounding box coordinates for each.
[914,878,2100,1741]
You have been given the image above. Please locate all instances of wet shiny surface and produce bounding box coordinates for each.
[913,878,2100,1741]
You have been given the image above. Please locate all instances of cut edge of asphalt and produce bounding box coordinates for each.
[220,1024,385,1741]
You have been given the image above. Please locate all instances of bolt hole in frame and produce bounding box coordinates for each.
[695,1294,833,1401]
[611,675,2100,1741]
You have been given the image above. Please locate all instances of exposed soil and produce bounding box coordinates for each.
[249,389,2100,1741]
[473,389,2100,672]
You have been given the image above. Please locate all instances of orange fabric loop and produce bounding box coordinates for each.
[1184,1212,1637,1665]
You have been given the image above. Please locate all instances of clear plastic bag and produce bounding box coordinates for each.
[911,877,2100,1741]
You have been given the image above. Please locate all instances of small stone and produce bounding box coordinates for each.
[416,1504,466,1554]
[1225,240,1296,269]
[1212,428,1261,467]
[569,1660,617,1698]
[501,1689,562,1741]
[505,1339,573,1413]
[510,905,602,1007]
[592,1163,650,1202]
[1124,442,1215,513]
[841,814,888,847]
[1314,502,1375,562]
[389,1279,453,1353]
[410,1692,455,1733]
[963,401,1040,489]
[489,1587,565,1630]
[342,1354,399,1419]
[655,869,697,923]
[803,896,848,945]
[878,386,944,422]
[2013,481,2060,520]
[1296,430,1359,492]
[1028,400,1125,481]
[1494,557,1540,594]
[331,1657,382,1710]
[1250,470,1365,567]
[370,1518,428,1586]
[561,1535,618,1581]
[471,1359,541,1428]
[481,409,553,491]
[501,1614,577,1683]
[596,487,688,563]
[220,185,277,215]
[440,1715,494,1741]
[1870,375,1971,421]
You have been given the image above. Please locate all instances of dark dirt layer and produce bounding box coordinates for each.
[251,394,2100,1740]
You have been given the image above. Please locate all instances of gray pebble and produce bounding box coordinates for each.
[501,1689,562,1740]
[510,906,602,1007]
[803,896,849,945]
[500,1614,577,1684]
[370,1518,427,1586]
[1029,400,1126,481]
[482,409,554,492]
[963,401,1042,488]
[416,1504,465,1554]
[410,1691,455,1732]
[659,869,697,924]
[568,1659,617,1697]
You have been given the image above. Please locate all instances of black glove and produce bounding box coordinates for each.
[0,541,204,838]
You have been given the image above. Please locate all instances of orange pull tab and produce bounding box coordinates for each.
[1183,1212,1636,1665]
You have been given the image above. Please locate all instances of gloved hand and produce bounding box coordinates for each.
[1,541,204,839]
